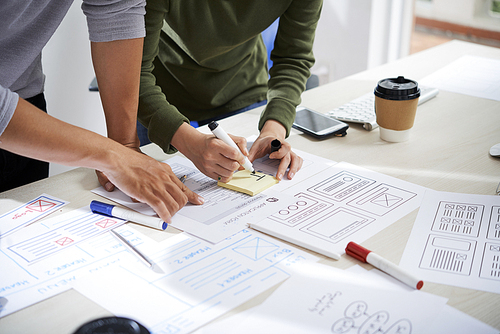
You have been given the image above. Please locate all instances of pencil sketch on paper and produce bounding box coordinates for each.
[331,300,412,334]
[419,200,500,282]
[267,169,418,244]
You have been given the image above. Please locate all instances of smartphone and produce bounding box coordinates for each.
[293,106,349,138]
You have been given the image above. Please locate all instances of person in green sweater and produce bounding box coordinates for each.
[138,0,323,183]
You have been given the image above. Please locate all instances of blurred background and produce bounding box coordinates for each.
[42,0,500,176]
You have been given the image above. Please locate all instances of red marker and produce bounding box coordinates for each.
[345,241,423,290]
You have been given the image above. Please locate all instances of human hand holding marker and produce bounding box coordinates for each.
[248,120,303,181]
[208,121,255,181]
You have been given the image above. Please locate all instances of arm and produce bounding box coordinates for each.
[83,0,152,189]
[249,0,322,179]
[0,99,203,222]
[91,38,143,149]
[139,2,247,182]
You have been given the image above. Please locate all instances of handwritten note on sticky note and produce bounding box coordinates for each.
[218,170,278,196]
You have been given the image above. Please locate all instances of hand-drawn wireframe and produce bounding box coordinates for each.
[486,206,500,240]
[347,184,417,216]
[419,234,476,275]
[232,237,280,260]
[331,300,412,334]
[267,167,420,245]
[431,201,484,237]
[268,192,376,244]
[301,206,374,244]
[479,242,500,281]
[269,192,335,227]
[5,210,124,264]
[308,171,375,202]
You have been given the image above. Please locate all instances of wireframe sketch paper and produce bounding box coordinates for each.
[250,161,427,256]
[400,189,500,294]
[92,150,335,244]
[0,194,68,238]
[0,223,144,318]
[1,206,125,265]
[196,262,448,334]
[218,170,279,196]
[420,55,500,101]
[71,228,319,334]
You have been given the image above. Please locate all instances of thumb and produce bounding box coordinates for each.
[96,170,115,192]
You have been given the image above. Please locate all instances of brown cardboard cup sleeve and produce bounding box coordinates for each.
[375,97,419,131]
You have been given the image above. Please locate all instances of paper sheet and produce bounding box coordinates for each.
[196,262,448,334]
[0,194,68,238]
[400,189,500,294]
[72,228,319,334]
[0,223,144,318]
[1,206,125,265]
[92,149,335,244]
[420,55,500,101]
[250,161,427,256]
[218,170,278,196]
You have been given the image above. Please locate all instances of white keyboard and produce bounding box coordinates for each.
[327,86,439,131]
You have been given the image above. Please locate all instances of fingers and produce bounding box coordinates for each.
[172,175,204,205]
[96,170,115,192]
[286,151,303,180]
[229,134,249,156]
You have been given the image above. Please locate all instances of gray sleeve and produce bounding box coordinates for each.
[82,0,146,42]
[0,85,19,137]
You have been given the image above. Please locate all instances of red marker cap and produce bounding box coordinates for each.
[345,242,371,263]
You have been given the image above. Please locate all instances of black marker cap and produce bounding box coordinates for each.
[208,121,218,131]
[270,139,282,153]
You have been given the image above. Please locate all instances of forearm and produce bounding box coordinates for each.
[0,98,123,173]
[91,38,144,147]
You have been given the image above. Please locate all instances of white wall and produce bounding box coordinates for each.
[42,1,106,176]
[311,0,415,83]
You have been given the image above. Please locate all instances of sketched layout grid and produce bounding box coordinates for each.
[232,237,280,260]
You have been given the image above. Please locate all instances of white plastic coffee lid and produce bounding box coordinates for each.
[379,127,410,142]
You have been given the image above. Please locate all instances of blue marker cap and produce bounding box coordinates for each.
[90,200,114,217]
[162,222,168,230]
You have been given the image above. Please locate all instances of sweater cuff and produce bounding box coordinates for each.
[258,98,296,138]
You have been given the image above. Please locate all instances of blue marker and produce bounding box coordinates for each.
[90,200,167,230]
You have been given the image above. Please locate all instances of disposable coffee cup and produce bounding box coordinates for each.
[374,76,420,142]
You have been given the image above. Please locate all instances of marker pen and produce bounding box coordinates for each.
[90,200,167,230]
[345,241,423,290]
[208,121,255,173]
[270,139,282,153]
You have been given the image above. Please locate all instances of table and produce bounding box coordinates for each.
[1,40,499,333]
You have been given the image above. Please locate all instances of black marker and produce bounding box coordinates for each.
[270,139,281,153]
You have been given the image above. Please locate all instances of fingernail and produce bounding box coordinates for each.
[105,182,113,191]
[277,173,283,181]
[288,172,294,179]
[198,196,204,204]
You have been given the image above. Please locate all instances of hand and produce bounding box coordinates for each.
[96,141,141,192]
[172,123,249,183]
[248,120,303,180]
[101,145,204,223]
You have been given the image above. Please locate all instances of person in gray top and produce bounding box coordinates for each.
[0,0,203,221]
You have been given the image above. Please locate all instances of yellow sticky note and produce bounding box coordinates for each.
[218,170,278,196]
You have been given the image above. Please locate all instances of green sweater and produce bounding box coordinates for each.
[139,0,322,154]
